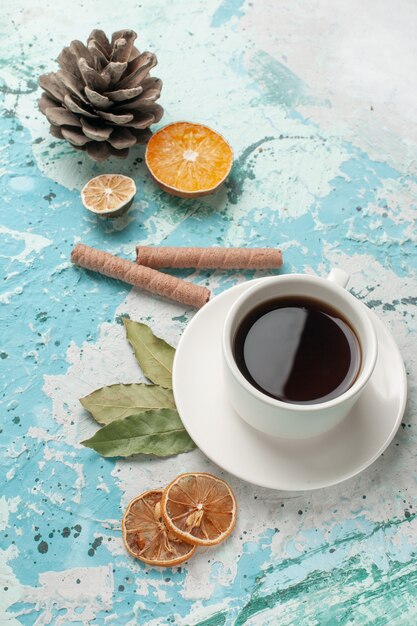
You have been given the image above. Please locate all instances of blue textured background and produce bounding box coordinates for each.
[1,1,417,624]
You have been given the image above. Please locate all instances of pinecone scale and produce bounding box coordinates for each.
[38,29,163,161]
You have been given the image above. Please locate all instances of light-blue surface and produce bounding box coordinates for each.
[1,1,417,624]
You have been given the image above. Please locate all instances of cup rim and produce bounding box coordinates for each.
[222,274,378,412]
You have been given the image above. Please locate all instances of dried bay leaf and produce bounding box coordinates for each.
[123,318,175,389]
[80,383,176,425]
[81,408,195,457]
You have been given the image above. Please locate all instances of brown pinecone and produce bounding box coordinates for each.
[38,29,163,161]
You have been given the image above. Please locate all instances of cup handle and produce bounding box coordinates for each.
[327,268,350,289]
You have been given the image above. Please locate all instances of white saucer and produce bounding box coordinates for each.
[173,280,407,491]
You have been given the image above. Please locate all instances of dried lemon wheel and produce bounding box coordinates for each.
[122,490,196,567]
[81,174,136,218]
[145,122,233,198]
[161,473,237,547]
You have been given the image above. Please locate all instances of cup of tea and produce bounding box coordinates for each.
[222,269,378,438]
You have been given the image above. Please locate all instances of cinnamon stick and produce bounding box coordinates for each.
[71,244,210,308]
[136,246,283,270]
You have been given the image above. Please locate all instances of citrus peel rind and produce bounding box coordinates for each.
[81,174,136,218]
[145,122,233,198]
[122,489,196,567]
[161,472,237,547]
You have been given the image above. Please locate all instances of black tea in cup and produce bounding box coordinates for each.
[233,297,361,405]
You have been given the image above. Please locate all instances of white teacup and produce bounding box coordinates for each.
[222,269,378,438]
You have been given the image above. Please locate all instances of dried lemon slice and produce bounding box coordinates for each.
[161,473,237,547]
[122,489,196,567]
[145,122,233,198]
[81,174,136,218]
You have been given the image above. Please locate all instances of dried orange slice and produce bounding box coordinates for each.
[145,122,233,198]
[122,490,196,567]
[81,174,136,218]
[161,473,237,547]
